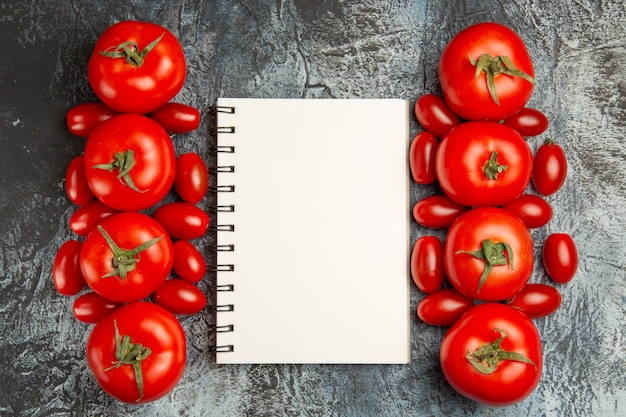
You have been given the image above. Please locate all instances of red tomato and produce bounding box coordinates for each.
[409,131,438,184]
[503,107,549,136]
[414,94,461,138]
[436,121,532,207]
[66,102,118,138]
[84,114,176,211]
[52,240,86,296]
[172,240,206,283]
[506,283,562,319]
[86,302,186,403]
[543,233,578,284]
[149,103,200,134]
[69,200,120,236]
[532,139,567,196]
[88,21,186,114]
[410,236,445,293]
[440,303,542,406]
[417,288,474,326]
[73,292,124,324]
[502,194,552,229]
[412,195,468,229]
[152,202,209,240]
[154,279,207,315]
[174,153,209,204]
[444,207,534,301]
[80,212,174,303]
[65,155,95,205]
[439,22,535,121]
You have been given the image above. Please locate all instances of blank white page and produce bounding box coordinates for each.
[215,98,410,364]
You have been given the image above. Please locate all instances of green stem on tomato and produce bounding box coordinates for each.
[99,32,164,67]
[455,238,515,293]
[469,53,535,105]
[466,328,536,374]
[483,151,508,180]
[97,225,163,279]
[92,149,146,193]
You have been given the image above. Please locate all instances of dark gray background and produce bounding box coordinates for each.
[1,1,625,416]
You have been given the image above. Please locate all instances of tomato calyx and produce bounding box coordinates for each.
[456,239,515,292]
[99,32,165,67]
[104,320,152,402]
[97,225,163,279]
[466,328,536,374]
[483,151,508,180]
[93,149,146,193]
[469,54,536,105]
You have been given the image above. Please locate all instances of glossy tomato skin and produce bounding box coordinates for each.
[73,292,124,324]
[69,200,120,236]
[532,139,567,196]
[410,236,445,293]
[417,288,474,326]
[440,303,542,407]
[409,131,438,184]
[80,211,174,303]
[52,240,86,296]
[414,94,461,138]
[502,194,552,229]
[444,207,533,301]
[149,103,200,134]
[507,283,562,319]
[174,153,209,204]
[503,107,549,137]
[86,302,186,403]
[65,155,95,205]
[172,240,206,282]
[439,22,535,121]
[66,102,118,138]
[412,195,468,229]
[152,202,209,240]
[543,233,578,284]
[84,114,176,211]
[436,121,532,207]
[88,21,186,114]
[154,279,207,315]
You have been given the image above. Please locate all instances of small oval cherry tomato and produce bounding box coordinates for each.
[417,288,474,326]
[174,153,209,204]
[66,102,118,138]
[543,233,578,284]
[52,240,86,296]
[412,195,468,229]
[409,131,438,184]
[73,292,124,323]
[65,155,95,205]
[506,283,562,319]
[532,139,567,196]
[152,202,210,240]
[149,103,201,134]
[410,236,445,293]
[502,194,552,229]
[503,107,549,137]
[69,200,120,236]
[414,94,461,139]
[172,240,206,283]
[154,279,207,315]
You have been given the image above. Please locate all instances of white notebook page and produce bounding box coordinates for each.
[215,98,410,364]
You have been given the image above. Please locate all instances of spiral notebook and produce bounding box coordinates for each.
[213,98,410,364]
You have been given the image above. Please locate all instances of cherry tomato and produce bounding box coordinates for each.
[543,233,578,284]
[149,103,201,134]
[409,131,438,184]
[65,155,94,206]
[172,240,206,283]
[66,102,118,138]
[86,302,186,403]
[69,200,120,236]
[73,292,124,324]
[88,21,186,114]
[506,283,562,319]
[503,107,549,136]
[414,94,461,138]
[52,240,86,296]
[410,236,445,293]
[174,153,209,204]
[440,303,542,406]
[412,195,468,229]
[502,194,552,229]
[154,279,207,315]
[152,202,210,240]
[417,288,474,326]
[532,139,567,196]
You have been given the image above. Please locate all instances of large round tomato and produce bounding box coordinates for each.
[86,302,186,403]
[84,114,176,211]
[436,121,532,207]
[88,20,186,114]
[438,22,535,121]
[444,207,533,301]
[80,211,174,303]
[440,303,542,407]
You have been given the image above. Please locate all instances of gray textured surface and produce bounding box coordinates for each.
[1,0,625,416]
